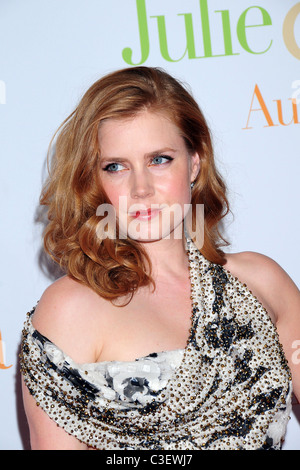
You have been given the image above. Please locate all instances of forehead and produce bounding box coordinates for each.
[98,111,185,155]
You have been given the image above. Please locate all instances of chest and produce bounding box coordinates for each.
[99,278,193,362]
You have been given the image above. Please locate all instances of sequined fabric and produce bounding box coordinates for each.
[20,238,292,450]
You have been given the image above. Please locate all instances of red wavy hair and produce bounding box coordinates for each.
[40,66,229,304]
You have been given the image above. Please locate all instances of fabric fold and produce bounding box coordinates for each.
[20,238,292,450]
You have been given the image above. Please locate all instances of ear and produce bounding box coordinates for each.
[190,152,201,183]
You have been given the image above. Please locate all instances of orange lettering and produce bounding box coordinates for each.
[0,330,12,369]
[274,98,299,125]
[243,84,275,129]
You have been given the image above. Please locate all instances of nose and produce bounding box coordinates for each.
[130,171,154,199]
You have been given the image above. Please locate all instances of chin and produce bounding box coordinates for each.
[126,224,184,243]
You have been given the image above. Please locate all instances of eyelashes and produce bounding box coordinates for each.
[151,155,174,165]
[102,162,124,172]
[102,155,174,173]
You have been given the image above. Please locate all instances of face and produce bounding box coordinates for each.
[97,110,200,242]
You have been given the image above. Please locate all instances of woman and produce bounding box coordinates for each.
[20,66,300,450]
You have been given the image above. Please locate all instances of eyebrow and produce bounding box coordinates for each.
[100,147,177,162]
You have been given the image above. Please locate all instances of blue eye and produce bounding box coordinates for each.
[103,162,125,172]
[151,155,173,165]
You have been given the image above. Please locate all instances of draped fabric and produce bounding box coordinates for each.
[20,238,292,450]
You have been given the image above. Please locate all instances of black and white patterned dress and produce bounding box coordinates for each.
[20,238,292,450]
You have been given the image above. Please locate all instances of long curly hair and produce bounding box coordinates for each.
[40,66,229,304]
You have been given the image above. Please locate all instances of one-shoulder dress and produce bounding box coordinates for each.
[20,238,292,450]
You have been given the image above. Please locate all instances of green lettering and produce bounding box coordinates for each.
[179,13,202,59]
[122,0,149,65]
[237,6,272,54]
[151,13,203,62]
[150,15,187,62]
[215,9,239,56]
[199,0,212,57]
[200,1,239,58]
[121,0,273,65]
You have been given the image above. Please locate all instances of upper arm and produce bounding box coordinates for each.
[22,276,105,449]
[250,254,300,402]
[22,378,88,450]
[31,276,104,363]
[270,264,300,402]
[225,251,300,402]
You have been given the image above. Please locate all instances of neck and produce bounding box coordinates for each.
[140,234,190,280]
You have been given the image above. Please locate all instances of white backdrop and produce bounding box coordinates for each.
[0,0,299,450]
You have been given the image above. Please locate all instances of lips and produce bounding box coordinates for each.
[129,208,162,220]
[133,208,151,217]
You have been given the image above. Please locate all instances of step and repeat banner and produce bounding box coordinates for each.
[0,0,299,450]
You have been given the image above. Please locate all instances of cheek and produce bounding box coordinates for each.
[101,181,125,208]
[165,174,190,202]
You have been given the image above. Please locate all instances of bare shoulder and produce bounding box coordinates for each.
[224,251,288,285]
[32,275,108,363]
[223,251,300,323]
